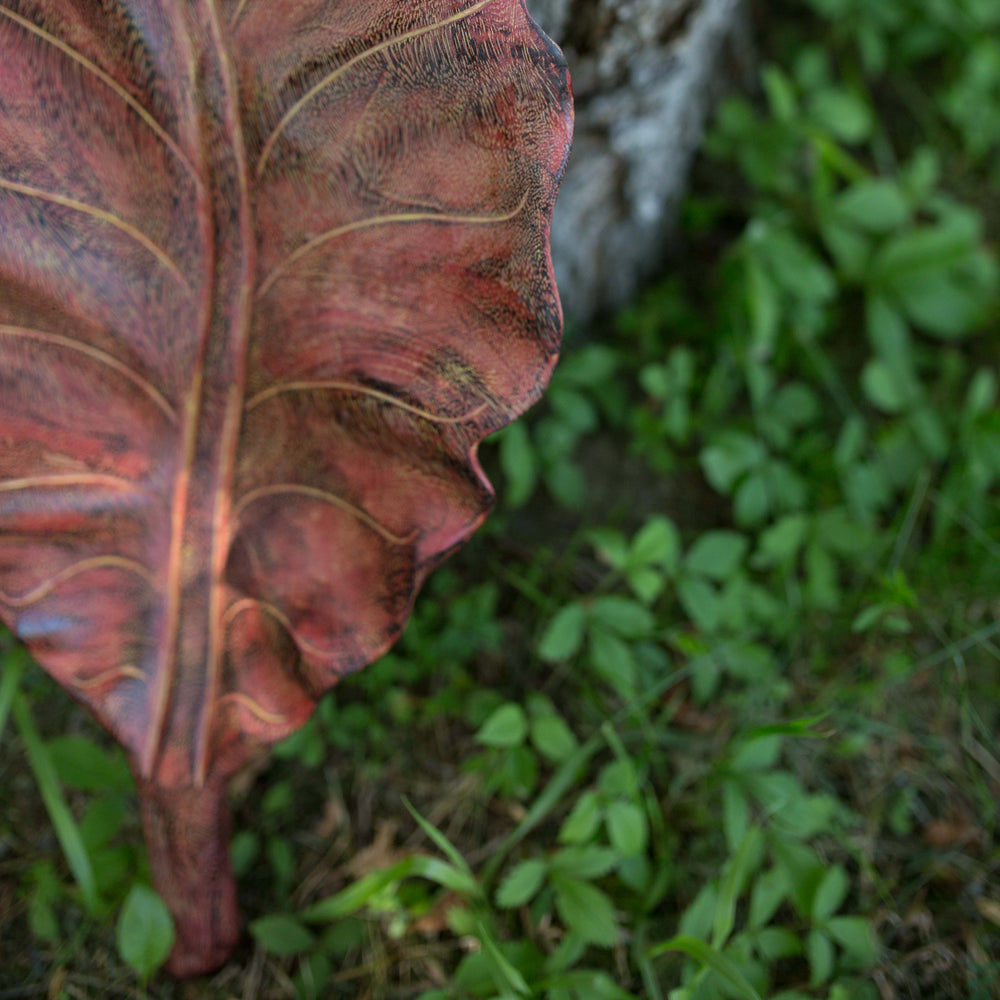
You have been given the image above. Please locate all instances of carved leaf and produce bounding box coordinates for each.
[0,0,571,975]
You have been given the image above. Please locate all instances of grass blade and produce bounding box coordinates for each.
[11,689,99,913]
[403,796,476,880]
[0,646,28,745]
[647,934,763,1000]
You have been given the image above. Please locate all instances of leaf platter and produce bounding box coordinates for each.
[0,0,571,975]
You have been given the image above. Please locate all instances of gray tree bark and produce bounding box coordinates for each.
[528,0,752,323]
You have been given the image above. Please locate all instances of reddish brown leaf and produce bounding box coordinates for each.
[0,0,571,975]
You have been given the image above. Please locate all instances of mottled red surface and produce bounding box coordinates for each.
[0,0,571,975]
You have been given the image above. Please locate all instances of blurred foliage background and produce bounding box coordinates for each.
[1,1,999,997]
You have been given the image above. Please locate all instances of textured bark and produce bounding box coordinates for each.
[528,0,752,321]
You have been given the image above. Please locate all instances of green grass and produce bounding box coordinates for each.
[2,1,1000,996]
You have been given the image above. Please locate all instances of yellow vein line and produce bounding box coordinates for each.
[229,0,253,29]
[0,473,134,494]
[233,484,415,545]
[0,555,159,607]
[256,0,492,176]
[256,192,528,298]
[74,664,146,691]
[0,178,191,292]
[0,4,199,184]
[225,596,346,663]
[217,692,289,726]
[0,326,177,423]
[247,379,488,424]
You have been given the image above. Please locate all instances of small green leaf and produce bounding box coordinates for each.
[729,733,781,773]
[231,830,260,878]
[861,359,909,412]
[626,566,665,604]
[559,791,602,844]
[597,758,638,799]
[552,875,618,946]
[812,865,850,922]
[588,596,655,637]
[495,859,547,908]
[713,826,765,948]
[700,432,764,493]
[756,514,809,565]
[852,604,885,633]
[835,179,909,232]
[772,839,824,917]
[781,792,838,840]
[545,458,587,510]
[589,528,629,568]
[733,472,771,526]
[807,928,835,985]
[498,421,537,508]
[530,714,579,762]
[808,87,872,143]
[755,927,802,962]
[677,577,721,632]
[249,914,316,957]
[678,884,717,941]
[79,796,128,852]
[551,845,619,879]
[685,531,748,580]
[605,801,647,857]
[630,516,681,573]
[45,737,133,793]
[746,255,780,356]
[827,916,879,966]
[760,230,836,302]
[762,64,798,121]
[770,383,820,428]
[476,703,528,748]
[116,885,175,983]
[748,867,788,930]
[28,888,60,942]
[538,603,587,661]
[542,970,637,999]
[966,368,997,415]
[722,782,750,853]
[588,627,638,693]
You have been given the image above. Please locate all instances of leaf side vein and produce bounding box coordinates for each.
[225,597,350,664]
[0,473,135,494]
[256,192,527,298]
[247,378,487,424]
[0,4,200,183]
[0,555,159,607]
[73,664,146,690]
[0,179,192,292]
[0,326,177,423]
[234,484,415,545]
[255,0,492,176]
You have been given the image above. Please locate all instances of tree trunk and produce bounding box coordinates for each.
[528,0,753,322]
